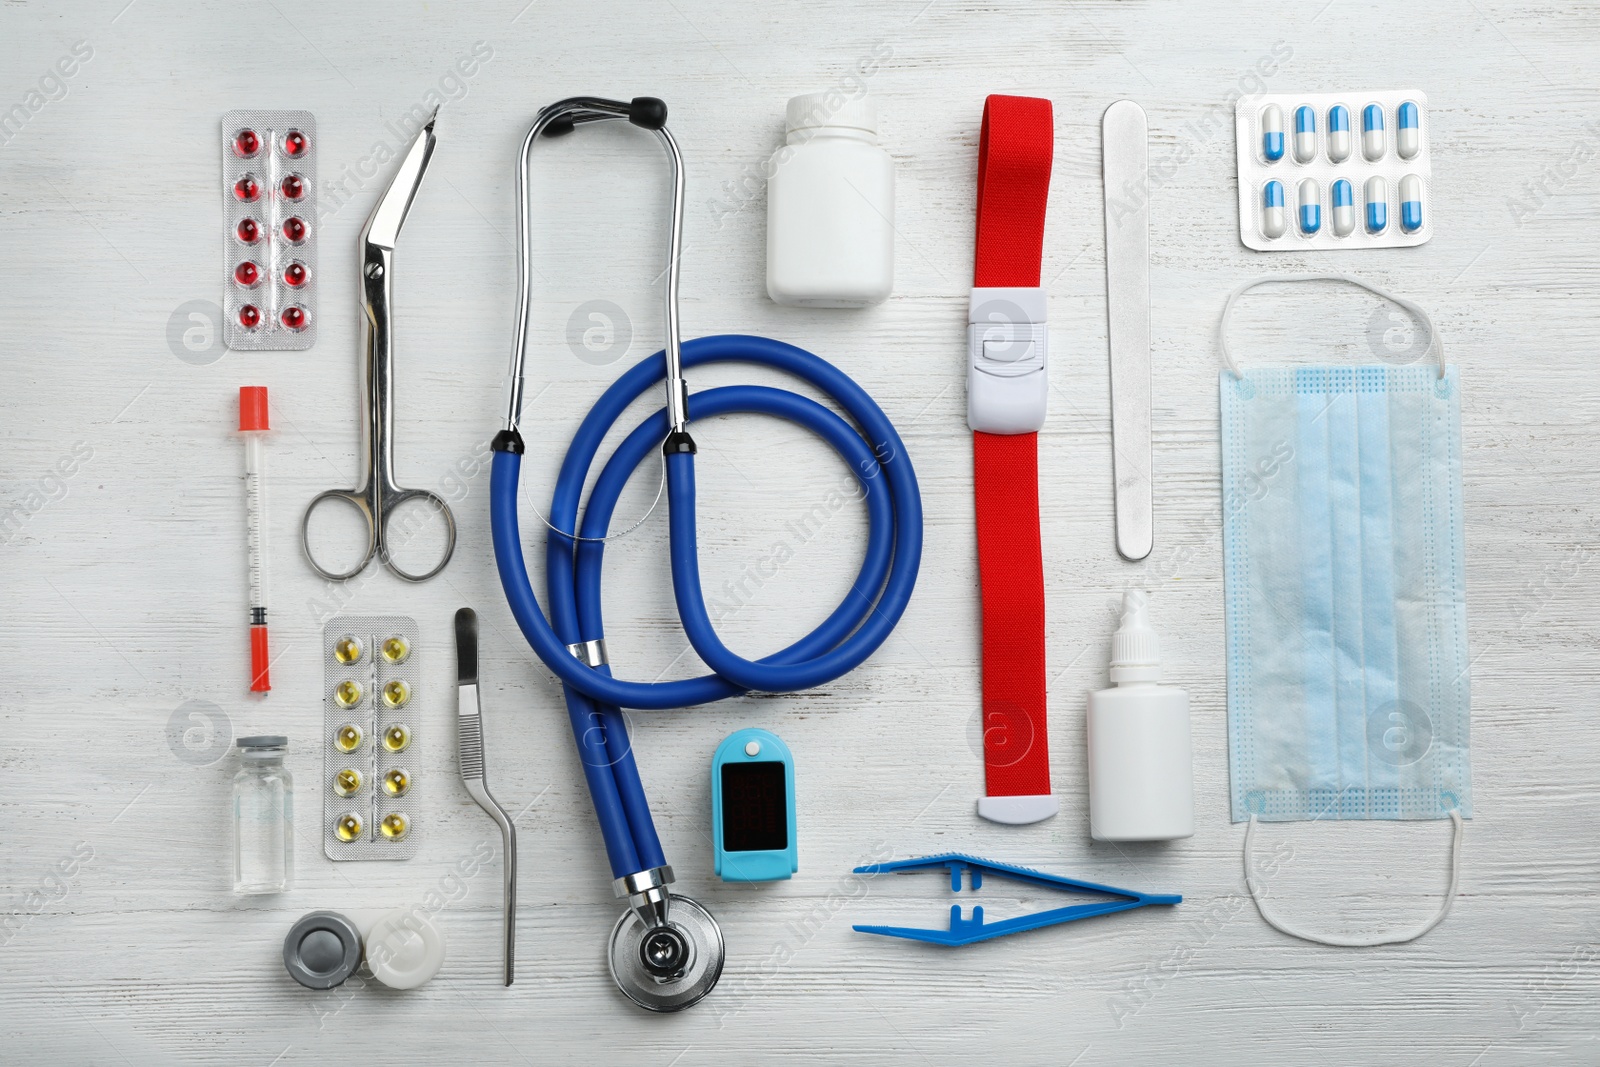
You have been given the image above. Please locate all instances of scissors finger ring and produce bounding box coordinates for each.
[374,488,457,583]
[300,489,378,582]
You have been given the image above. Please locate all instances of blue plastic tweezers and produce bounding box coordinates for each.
[852,853,1181,947]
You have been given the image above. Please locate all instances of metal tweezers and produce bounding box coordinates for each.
[455,608,517,984]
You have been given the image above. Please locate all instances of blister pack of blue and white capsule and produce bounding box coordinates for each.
[323,617,420,860]
[1235,91,1430,251]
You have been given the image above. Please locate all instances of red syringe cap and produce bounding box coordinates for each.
[238,386,269,432]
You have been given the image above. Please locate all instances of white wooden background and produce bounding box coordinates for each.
[3,1,1597,1063]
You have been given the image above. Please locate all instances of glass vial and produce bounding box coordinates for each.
[233,735,294,894]
[766,92,894,308]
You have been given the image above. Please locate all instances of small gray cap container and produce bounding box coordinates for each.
[283,911,362,990]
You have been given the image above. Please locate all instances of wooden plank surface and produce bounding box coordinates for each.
[2,0,1598,1063]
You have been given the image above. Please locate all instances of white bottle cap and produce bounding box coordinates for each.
[1110,589,1161,684]
[785,91,878,136]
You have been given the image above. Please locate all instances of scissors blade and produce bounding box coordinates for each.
[361,107,438,251]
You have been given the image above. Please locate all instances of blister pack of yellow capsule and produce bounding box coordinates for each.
[323,617,420,860]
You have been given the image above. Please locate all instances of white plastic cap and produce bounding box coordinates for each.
[785,91,877,136]
[358,907,446,990]
[1110,589,1161,684]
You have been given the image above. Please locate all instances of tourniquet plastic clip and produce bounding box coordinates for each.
[851,852,1180,947]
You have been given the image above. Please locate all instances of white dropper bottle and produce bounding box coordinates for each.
[1086,590,1194,841]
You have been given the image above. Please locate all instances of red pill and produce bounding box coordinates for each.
[280,174,305,201]
[281,305,308,331]
[238,304,262,329]
[283,261,308,288]
[233,175,261,202]
[233,129,261,158]
[234,261,261,287]
[282,216,307,243]
[236,218,261,244]
[283,130,308,157]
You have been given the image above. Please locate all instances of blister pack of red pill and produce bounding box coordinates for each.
[222,110,317,350]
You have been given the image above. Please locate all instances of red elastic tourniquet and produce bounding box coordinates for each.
[973,95,1053,798]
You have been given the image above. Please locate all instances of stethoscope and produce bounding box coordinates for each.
[489,96,923,1012]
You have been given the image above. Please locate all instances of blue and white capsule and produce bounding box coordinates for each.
[1362,103,1386,161]
[1297,178,1321,235]
[1293,105,1316,163]
[1397,100,1421,159]
[1330,178,1355,236]
[1261,180,1287,238]
[1261,104,1285,162]
[1364,176,1388,233]
[1399,174,1423,232]
[1327,104,1351,162]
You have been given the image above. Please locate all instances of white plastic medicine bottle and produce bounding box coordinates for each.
[766,92,894,308]
[1086,591,1194,842]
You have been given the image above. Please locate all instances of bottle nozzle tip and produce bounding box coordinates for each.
[1111,588,1160,677]
[1121,588,1150,623]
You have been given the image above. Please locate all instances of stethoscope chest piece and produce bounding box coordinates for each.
[607,895,724,1012]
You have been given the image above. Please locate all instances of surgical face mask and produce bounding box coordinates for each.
[1218,275,1468,946]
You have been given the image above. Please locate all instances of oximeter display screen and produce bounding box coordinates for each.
[720,761,788,853]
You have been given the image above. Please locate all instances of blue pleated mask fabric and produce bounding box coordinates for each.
[1219,280,1470,825]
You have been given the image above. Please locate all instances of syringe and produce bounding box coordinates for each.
[239,387,272,693]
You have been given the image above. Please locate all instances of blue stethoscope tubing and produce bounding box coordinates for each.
[491,333,923,880]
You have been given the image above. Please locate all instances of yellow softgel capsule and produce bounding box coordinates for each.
[333,679,364,707]
[381,679,410,708]
[334,723,363,752]
[333,768,363,797]
[381,635,410,664]
[379,812,409,840]
[333,635,364,664]
[383,723,411,753]
[335,812,364,842]
[383,768,410,797]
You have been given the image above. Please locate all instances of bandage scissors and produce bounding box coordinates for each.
[302,110,455,582]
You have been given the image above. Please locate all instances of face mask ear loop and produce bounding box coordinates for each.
[1218,273,1446,380]
[1242,809,1463,947]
